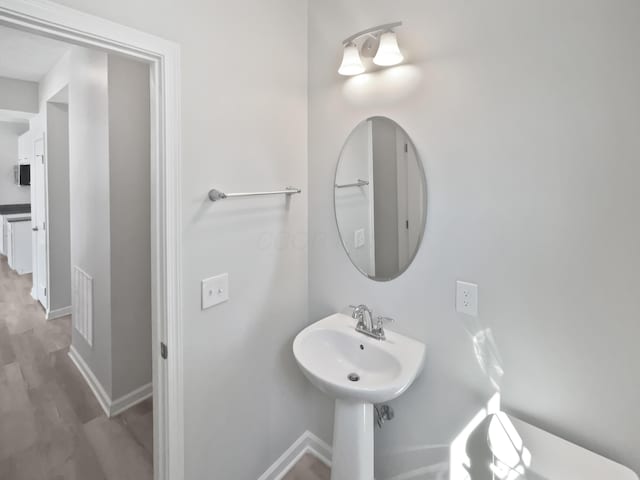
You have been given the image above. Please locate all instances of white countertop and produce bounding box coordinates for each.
[3,213,31,222]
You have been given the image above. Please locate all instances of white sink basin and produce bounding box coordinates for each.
[293,313,426,480]
[293,313,425,404]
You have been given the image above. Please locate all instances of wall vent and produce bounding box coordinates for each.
[72,266,93,347]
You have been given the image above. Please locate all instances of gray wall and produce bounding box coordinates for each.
[174,2,309,476]
[68,47,113,396]
[68,48,153,401]
[38,48,151,402]
[0,76,38,114]
[309,0,640,476]
[0,121,30,205]
[107,54,152,400]
[371,118,399,278]
[35,0,640,477]
[45,102,71,312]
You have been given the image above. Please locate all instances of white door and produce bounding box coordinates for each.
[396,131,410,267]
[396,128,424,268]
[405,138,423,256]
[33,136,48,308]
[366,119,376,276]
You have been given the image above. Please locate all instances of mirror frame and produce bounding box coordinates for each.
[332,116,428,282]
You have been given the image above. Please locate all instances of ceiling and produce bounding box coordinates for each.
[0,25,70,82]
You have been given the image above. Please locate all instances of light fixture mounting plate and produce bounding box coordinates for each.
[360,36,380,58]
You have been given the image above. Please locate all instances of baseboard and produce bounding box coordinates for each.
[46,305,72,320]
[68,345,111,417]
[110,382,152,416]
[258,431,332,480]
[68,345,153,418]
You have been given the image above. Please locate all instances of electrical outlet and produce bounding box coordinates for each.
[456,281,478,316]
[202,273,229,310]
[354,228,365,249]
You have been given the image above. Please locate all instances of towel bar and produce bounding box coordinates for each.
[208,187,301,202]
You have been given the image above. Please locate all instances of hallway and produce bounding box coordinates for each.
[0,256,153,479]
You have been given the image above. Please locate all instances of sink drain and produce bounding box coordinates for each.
[348,373,360,382]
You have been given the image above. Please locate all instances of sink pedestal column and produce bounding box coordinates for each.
[331,398,374,480]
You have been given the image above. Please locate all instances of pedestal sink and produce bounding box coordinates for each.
[293,313,426,480]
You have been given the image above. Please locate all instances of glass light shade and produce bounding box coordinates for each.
[338,43,365,76]
[373,31,404,66]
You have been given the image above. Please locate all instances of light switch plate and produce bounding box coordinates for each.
[456,280,478,316]
[202,273,229,310]
[354,228,365,249]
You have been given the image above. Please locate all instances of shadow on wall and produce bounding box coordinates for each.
[376,315,639,480]
[450,392,534,480]
[376,316,537,480]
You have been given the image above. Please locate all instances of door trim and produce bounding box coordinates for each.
[0,1,184,479]
[33,134,48,309]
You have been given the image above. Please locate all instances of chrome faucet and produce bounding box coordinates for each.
[350,304,394,341]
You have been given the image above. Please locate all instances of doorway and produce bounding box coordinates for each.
[0,1,182,479]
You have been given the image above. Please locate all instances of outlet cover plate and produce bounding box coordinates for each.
[354,228,365,249]
[456,280,478,316]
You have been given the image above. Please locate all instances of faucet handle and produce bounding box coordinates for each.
[376,316,395,328]
[349,304,372,314]
[348,305,362,321]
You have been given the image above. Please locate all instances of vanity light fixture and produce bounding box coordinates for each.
[338,21,404,76]
[373,31,404,66]
[338,43,366,76]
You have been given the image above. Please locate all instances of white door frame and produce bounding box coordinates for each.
[0,1,184,479]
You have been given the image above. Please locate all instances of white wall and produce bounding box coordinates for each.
[0,76,38,113]
[335,120,373,275]
[0,121,30,205]
[37,51,71,106]
[107,53,152,400]
[309,0,640,477]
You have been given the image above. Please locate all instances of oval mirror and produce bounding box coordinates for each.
[334,117,426,281]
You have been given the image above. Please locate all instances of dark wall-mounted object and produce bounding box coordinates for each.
[14,164,30,186]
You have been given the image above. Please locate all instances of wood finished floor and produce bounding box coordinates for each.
[0,255,153,480]
[282,453,330,480]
